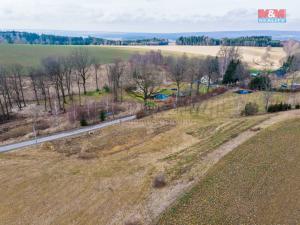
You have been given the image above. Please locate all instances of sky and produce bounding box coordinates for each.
[0,0,300,33]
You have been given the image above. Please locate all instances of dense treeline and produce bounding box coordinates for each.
[176,35,282,47]
[176,36,221,45]
[0,31,168,46]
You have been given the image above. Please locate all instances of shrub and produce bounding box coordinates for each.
[80,118,88,126]
[99,111,106,122]
[78,151,97,160]
[103,84,110,93]
[136,110,147,119]
[295,104,300,109]
[125,86,136,92]
[242,102,259,116]
[152,173,166,188]
[36,121,50,130]
[249,76,271,90]
[267,102,292,113]
[0,125,30,142]
[145,101,156,108]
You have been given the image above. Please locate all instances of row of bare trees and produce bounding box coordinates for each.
[0,48,99,122]
[0,64,27,122]
[1,46,250,123]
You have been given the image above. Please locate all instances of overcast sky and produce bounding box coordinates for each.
[1,0,300,32]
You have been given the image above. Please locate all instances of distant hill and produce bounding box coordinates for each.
[15,29,300,41]
[0,31,168,45]
[1,30,299,47]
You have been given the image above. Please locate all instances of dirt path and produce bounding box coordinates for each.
[144,110,300,225]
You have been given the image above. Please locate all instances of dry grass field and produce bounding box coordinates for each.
[0,91,299,225]
[117,45,286,70]
[157,117,300,225]
[0,44,286,70]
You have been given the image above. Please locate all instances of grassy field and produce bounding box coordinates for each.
[0,44,286,69]
[0,91,298,224]
[0,44,145,67]
[157,118,300,225]
[120,45,286,70]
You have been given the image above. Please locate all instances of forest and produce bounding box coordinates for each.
[176,35,282,47]
[0,31,168,46]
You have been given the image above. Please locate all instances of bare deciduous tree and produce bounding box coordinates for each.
[29,68,52,112]
[72,48,92,95]
[42,56,65,112]
[92,60,101,91]
[60,55,74,102]
[186,57,197,96]
[261,46,273,70]
[130,53,163,105]
[218,46,241,79]
[262,74,273,111]
[9,65,23,110]
[107,58,126,102]
[283,40,300,57]
[0,67,12,121]
[195,58,206,95]
[204,56,219,92]
[167,54,188,99]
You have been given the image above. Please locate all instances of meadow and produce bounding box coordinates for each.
[0,44,286,69]
[0,44,144,67]
[1,91,299,225]
[119,45,286,70]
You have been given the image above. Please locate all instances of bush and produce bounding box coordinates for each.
[103,84,110,93]
[99,111,106,122]
[35,121,50,130]
[152,173,166,188]
[267,103,292,113]
[295,104,300,109]
[136,110,147,119]
[242,102,259,116]
[125,86,137,92]
[249,76,271,90]
[78,151,97,160]
[80,118,88,126]
[145,101,156,108]
[0,125,30,142]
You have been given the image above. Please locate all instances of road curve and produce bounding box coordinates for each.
[0,115,136,153]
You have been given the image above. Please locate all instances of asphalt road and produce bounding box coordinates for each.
[0,115,136,153]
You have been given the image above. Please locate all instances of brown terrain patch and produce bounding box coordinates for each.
[1,92,299,225]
